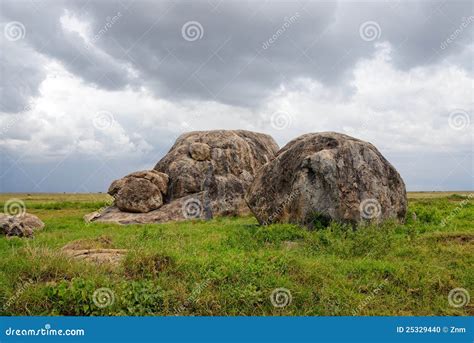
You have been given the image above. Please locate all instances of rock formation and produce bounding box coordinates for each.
[88,130,279,224]
[0,213,45,237]
[108,170,169,213]
[245,132,407,227]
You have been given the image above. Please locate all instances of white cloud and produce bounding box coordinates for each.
[261,42,473,154]
[60,9,92,44]
[0,42,471,190]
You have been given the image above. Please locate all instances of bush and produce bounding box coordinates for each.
[45,278,103,315]
[44,278,173,315]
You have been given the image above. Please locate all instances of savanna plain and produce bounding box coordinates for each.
[0,192,472,316]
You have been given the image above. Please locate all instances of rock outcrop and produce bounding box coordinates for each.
[86,192,208,225]
[0,213,45,237]
[88,130,279,224]
[245,132,407,227]
[154,130,279,214]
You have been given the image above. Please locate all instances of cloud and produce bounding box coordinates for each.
[0,34,47,113]
[2,1,472,108]
[0,0,472,191]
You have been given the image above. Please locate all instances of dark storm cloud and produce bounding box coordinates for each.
[1,0,472,111]
[0,0,134,112]
[0,37,46,113]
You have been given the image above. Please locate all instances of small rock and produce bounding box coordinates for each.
[84,211,102,223]
[61,236,126,265]
[62,248,127,265]
[0,213,45,238]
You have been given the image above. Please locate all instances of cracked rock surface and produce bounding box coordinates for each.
[108,170,169,213]
[245,132,407,227]
[0,213,45,238]
[88,130,279,224]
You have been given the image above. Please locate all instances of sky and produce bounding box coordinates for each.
[0,0,472,192]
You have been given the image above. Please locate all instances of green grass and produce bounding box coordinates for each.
[0,193,472,316]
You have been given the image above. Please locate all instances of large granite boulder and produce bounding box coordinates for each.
[88,130,279,224]
[245,132,407,227]
[108,170,169,213]
[154,130,279,215]
[0,213,45,237]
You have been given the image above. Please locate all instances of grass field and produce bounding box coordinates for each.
[0,192,472,316]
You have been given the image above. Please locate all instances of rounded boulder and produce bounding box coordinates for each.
[245,132,407,227]
[108,170,169,213]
